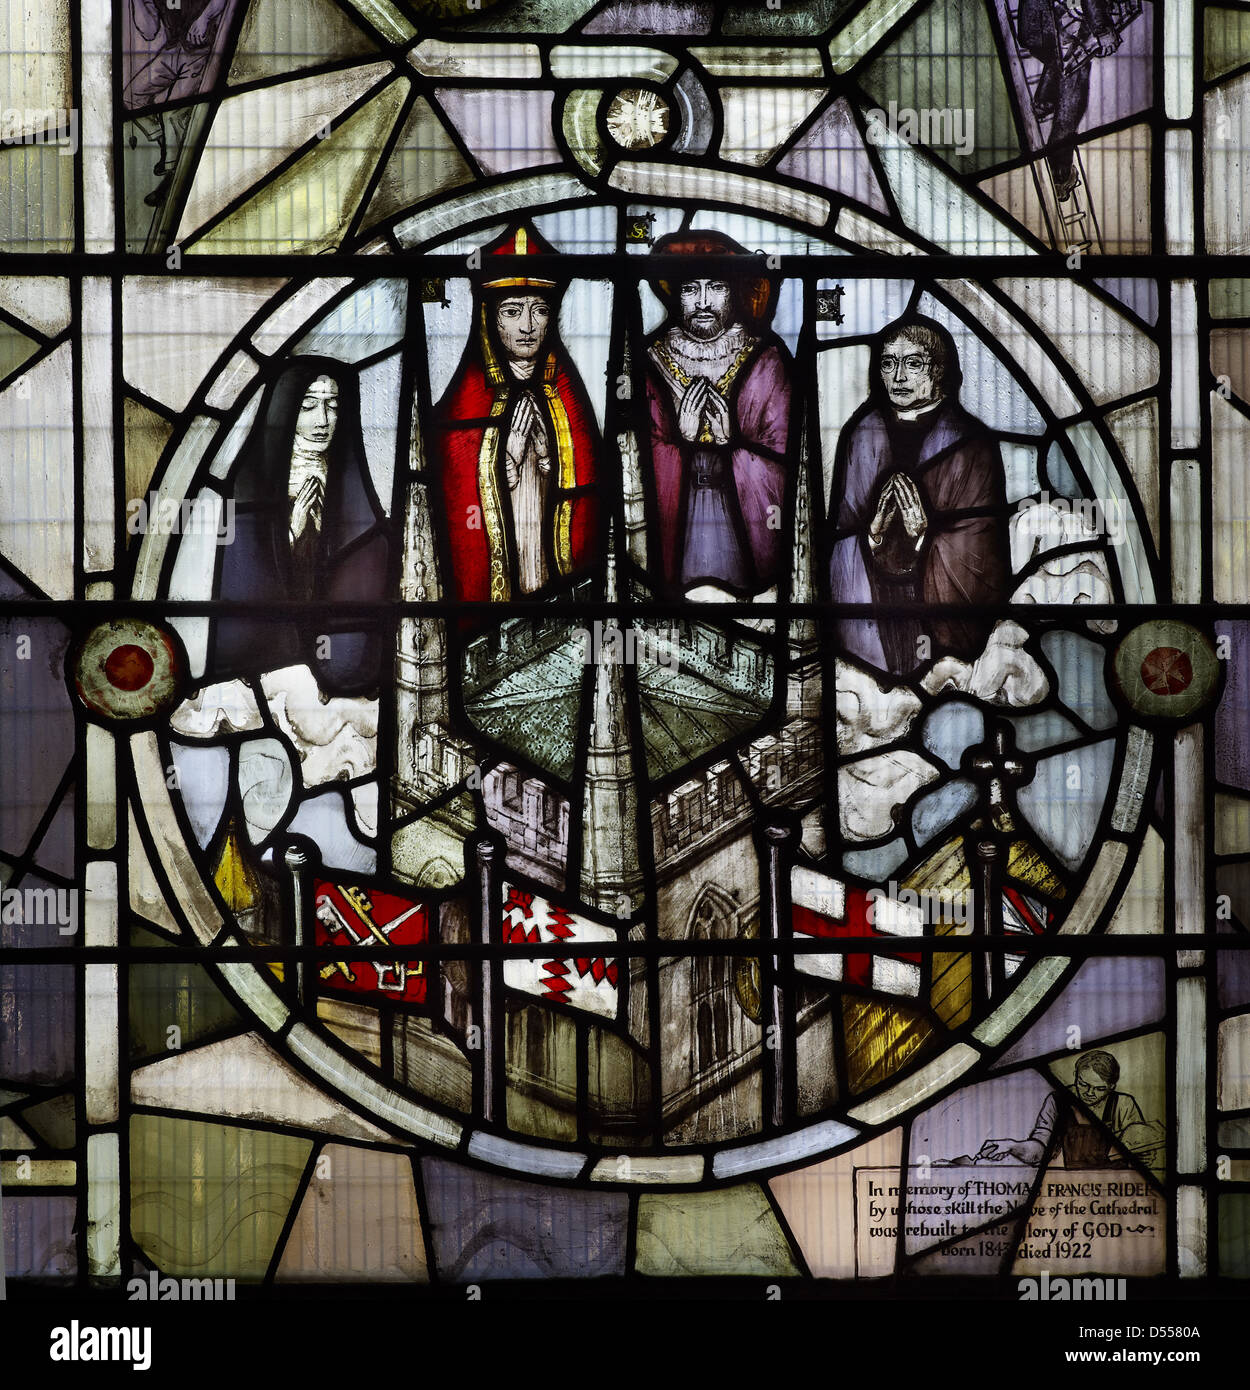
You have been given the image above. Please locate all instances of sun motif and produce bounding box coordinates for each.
[605,88,670,150]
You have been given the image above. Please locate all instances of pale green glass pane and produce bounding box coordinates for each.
[391,799,471,888]
[1211,394,1250,603]
[0,0,71,129]
[0,322,41,383]
[362,96,475,233]
[128,924,241,1061]
[19,1094,75,1149]
[1211,278,1250,318]
[178,64,394,244]
[862,0,1019,172]
[1220,1195,1250,1276]
[636,1186,801,1276]
[191,80,408,253]
[130,1116,311,1279]
[0,143,75,252]
[1107,827,1166,934]
[1215,789,1250,856]
[1205,6,1250,81]
[0,1114,35,1148]
[506,1003,579,1141]
[229,0,378,84]
[342,0,415,42]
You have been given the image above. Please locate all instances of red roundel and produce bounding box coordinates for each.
[103,643,156,692]
[73,620,182,722]
[1140,646,1192,696]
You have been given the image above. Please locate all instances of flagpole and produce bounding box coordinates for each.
[762,820,796,1129]
[474,834,503,1123]
[974,835,1000,1007]
[284,840,315,1010]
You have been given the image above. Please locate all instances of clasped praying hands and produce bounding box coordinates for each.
[505,392,552,489]
[868,472,928,551]
[677,376,731,445]
[289,474,324,541]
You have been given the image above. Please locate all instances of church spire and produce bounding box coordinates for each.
[579,531,645,916]
[395,399,451,800]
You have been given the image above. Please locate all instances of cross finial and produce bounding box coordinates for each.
[966,720,1030,833]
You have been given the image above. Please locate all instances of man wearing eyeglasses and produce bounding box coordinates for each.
[974,1050,1160,1170]
[828,315,1011,677]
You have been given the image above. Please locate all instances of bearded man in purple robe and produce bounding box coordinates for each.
[644,231,794,600]
[828,316,1011,677]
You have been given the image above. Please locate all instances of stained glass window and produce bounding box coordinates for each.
[0,0,1244,1358]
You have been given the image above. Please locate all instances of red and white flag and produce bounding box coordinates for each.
[1003,885,1048,977]
[790,865,924,998]
[501,884,619,1020]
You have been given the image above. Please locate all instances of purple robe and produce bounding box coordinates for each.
[646,338,792,595]
[829,401,1011,675]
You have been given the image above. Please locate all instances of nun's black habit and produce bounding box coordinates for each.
[212,358,390,695]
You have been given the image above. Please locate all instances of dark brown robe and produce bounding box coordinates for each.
[828,400,1011,676]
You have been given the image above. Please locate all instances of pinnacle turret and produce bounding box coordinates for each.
[579,524,645,916]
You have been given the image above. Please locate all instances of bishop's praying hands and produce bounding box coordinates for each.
[431,221,601,611]
[504,388,555,595]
